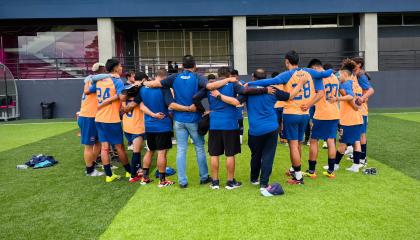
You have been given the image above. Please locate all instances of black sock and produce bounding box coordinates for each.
[361,144,367,159]
[143,168,149,178]
[159,172,166,182]
[292,165,301,172]
[131,152,141,178]
[123,163,131,174]
[353,151,361,164]
[335,151,344,165]
[86,165,94,174]
[103,164,113,177]
[328,158,335,173]
[308,160,316,172]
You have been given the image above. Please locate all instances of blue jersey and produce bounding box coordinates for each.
[161,70,208,123]
[136,87,173,133]
[236,80,245,120]
[240,86,290,136]
[207,83,240,130]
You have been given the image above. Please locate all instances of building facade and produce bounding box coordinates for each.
[1,0,420,118]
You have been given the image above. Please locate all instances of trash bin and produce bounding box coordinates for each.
[40,102,55,119]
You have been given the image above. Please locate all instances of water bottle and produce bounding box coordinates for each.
[16,165,28,170]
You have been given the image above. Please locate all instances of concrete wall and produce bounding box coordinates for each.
[17,79,84,119]
[15,70,420,119]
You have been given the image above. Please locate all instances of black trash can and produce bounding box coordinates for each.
[40,102,55,119]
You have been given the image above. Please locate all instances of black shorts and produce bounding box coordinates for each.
[208,130,241,157]
[146,132,173,151]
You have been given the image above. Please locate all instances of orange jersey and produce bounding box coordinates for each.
[339,80,363,126]
[314,75,340,120]
[122,99,145,134]
[79,81,98,118]
[94,78,124,123]
[274,84,286,108]
[283,70,314,115]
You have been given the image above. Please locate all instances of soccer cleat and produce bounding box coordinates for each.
[285,170,295,177]
[260,187,274,197]
[225,179,242,190]
[346,164,362,173]
[158,180,175,188]
[200,176,212,185]
[302,170,317,179]
[323,164,339,171]
[125,172,131,178]
[86,169,105,177]
[140,177,153,185]
[360,159,368,168]
[105,174,121,183]
[210,180,220,190]
[250,179,260,185]
[287,177,304,185]
[129,176,142,183]
[322,171,336,179]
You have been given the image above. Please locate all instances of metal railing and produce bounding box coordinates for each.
[379,50,420,70]
[247,51,364,73]
[3,58,99,80]
[114,55,233,77]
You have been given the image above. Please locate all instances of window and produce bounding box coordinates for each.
[378,14,403,26]
[258,17,283,27]
[246,14,353,29]
[338,15,353,26]
[311,15,337,25]
[285,15,310,26]
[403,13,420,25]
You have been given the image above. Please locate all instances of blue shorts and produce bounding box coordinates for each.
[341,125,362,145]
[311,119,339,140]
[275,107,283,123]
[95,122,123,145]
[282,114,310,141]
[78,116,98,145]
[124,132,145,143]
[361,116,368,134]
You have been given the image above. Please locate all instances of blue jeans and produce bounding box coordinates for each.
[174,121,209,185]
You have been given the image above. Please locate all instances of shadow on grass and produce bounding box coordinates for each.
[0,129,140,240]
[368,115,420,180]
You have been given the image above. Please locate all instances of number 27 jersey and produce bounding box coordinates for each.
[95,77,124,123]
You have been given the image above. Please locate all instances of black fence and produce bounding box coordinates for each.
[379,50,420,70]
[248,51,364,73]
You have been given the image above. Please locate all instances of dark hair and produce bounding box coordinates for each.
[134,72,149,81]
[230,69,239,76]
[105,59,120,72]
[307,58,323,68]
[352,57,364,68]
[323,63,334,70]
[271,71,279,78]
[340,59,356,74]
[217,67,231,78]
[125,71,135,79]
[285,50,299,65]
[155,68,168,78]
[207,74,216,80]
[253,68,266,80]
[182,55,196,69]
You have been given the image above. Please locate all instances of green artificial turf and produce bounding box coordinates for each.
[0,114,419,240]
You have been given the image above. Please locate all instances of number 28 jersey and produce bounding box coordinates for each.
[283,70,314,115]
[95,77,124,123]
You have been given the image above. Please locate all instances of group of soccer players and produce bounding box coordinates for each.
[77,50,374,193]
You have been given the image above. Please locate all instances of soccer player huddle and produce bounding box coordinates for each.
[77,50,374,195]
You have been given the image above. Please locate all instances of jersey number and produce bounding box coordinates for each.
[97,88,110,104]
[325,83,338,100]
[292,82,311,100]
